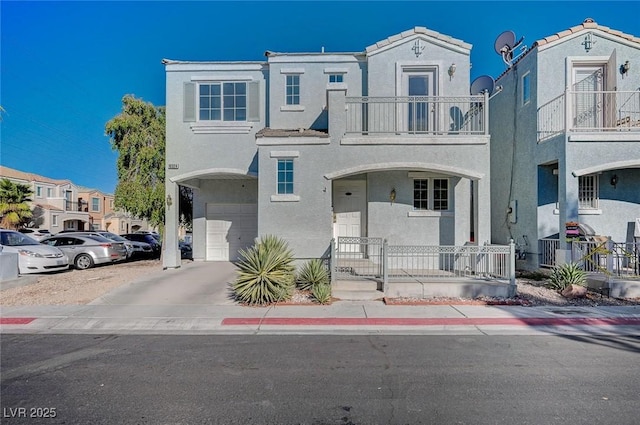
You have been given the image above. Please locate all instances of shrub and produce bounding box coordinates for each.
[312,283,332,305]
[296,259,329,290]
[548,262,587,291]
[232,235,295,305]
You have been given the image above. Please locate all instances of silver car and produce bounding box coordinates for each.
[0,229,68,274]
[40,234,128,270]
[61,231,153,260]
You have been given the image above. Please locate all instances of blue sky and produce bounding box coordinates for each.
[1,1,639,193]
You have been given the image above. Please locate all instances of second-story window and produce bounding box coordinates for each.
[47,187,53,197]
[91,197,100,212]
[199,82,247,121]
[522,73,531,106]
[328,74,343,83]
[285,75,300,105]
[277,159,294,194]
[433,179,449,211]
[36,186,42,197]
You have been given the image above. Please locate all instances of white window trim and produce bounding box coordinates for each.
[270,151,299,158]
[191,76,254,82]
[52,215,59,227]
[36,186,42,198]
[280,68,305,74]
[91,197,100,212]
[270,194,300,202]
[280,105,305,112]
[323,68,348,74]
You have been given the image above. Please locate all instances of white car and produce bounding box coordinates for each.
[0,229,68,274]
[17,228,52,241]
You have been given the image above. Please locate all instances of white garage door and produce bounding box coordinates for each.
[206,203,258,261]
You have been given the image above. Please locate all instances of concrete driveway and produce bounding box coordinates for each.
[90,261,238,306]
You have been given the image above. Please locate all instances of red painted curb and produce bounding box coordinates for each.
[221,317,640,327]
[0,318,36,325]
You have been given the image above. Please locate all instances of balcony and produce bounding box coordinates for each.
[65,201,88,212]
[537,90,640,142]
[345,95,488,136]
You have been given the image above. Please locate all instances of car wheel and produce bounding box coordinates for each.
[74,253,94,270]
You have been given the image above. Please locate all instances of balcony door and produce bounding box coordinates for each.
[402,69,436,134]
[573,66,604,129]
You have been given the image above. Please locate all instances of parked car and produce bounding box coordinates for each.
[121,233,161,258]
[40,234,128,270]
[17,228,52,241]
[61,231,153,260]
[0,229,68,274]
[179,241,193,259]
[134,230,161,242]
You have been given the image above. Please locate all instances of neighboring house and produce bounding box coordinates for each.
[0,166,154,235]
[164,27,492,268]
[76,186,149,233]
[489,19,640,269]
[0,166,90,232]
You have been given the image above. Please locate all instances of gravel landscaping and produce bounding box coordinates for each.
[1,263,638,307]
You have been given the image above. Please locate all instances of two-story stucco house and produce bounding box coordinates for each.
[489,19,640,270]
[163,27,492,269]
[76,186,149,234]
[0,165,91,232]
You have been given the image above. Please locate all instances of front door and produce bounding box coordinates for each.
[333,180,366,250]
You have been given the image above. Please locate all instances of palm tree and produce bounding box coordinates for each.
[0,178,33,229]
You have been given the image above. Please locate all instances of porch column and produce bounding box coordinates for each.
[558,161,579,251]
[454,177,471,245]
[475,177,491,245]
[163,179,181,269]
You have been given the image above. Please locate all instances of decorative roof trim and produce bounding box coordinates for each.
[496,19,640,81]
[365,26,472,55]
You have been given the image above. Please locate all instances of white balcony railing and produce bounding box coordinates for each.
[346,95,488,136]
[537,90,640,142]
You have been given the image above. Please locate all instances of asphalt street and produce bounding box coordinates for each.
[2,334,639,425]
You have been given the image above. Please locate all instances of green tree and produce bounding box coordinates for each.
[0,178,33,229]
[105,95,166,228]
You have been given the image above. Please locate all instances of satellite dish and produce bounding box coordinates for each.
[470,75,495,96]
[494,30,525,67]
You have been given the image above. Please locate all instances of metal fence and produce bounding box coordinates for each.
[572,240,640,278]
[539,238,560,268]
[385,243,513,281]
[539,238,640,279]
[345,95,487,136]
[332,237,515,286]
[332,237,383,280]
[537,90,640,142]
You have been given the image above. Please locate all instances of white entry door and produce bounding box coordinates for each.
[206,203,257,261]
[333,180,367,249]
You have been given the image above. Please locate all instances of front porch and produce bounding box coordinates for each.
[330,237,516,300]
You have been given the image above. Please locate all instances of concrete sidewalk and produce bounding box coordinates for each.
[1,261,640,336]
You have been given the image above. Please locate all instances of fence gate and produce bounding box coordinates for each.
[333,237,383,280]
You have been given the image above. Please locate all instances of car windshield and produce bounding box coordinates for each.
[0,231,40,246]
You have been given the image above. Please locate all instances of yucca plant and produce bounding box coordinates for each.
[232,235,295,305]
[312,283,332,305]
[296,258,329,290]
[548,262,587,291]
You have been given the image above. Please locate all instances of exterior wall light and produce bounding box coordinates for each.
[620,60,630,77]
[390,188,396,204]
[610,174,618,188]
[448,63,456,80]
[166,194,173,208]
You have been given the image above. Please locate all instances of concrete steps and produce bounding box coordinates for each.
[332,280,384,301]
